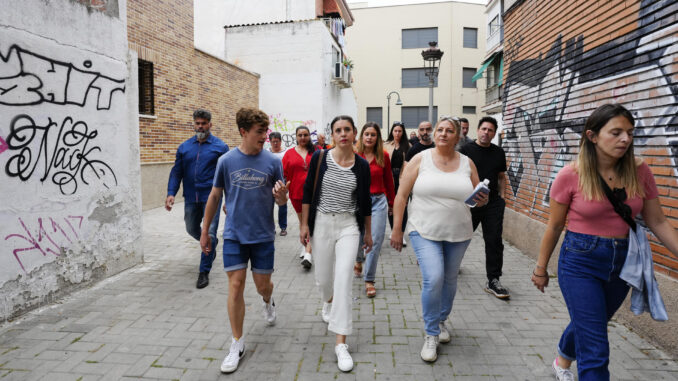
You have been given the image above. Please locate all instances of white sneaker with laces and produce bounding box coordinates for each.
[335,343,353,372]
[220,337,245,373]
[438,322,450,343]
[552,358,574,381]
[420,335,438,362]
[321,302,332,323]
[262,298,276,326]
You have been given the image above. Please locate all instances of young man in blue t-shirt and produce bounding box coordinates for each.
[200,108,289,374]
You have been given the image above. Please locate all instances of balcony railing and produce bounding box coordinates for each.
[486,84,503,105]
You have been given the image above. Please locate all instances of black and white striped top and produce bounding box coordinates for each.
[318,151,357,214]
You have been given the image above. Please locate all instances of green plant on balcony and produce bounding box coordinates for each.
[342,58,353,70]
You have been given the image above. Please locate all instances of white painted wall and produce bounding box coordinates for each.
[0,0,142,322]
[486,0,502,52]
[225,21,357,148]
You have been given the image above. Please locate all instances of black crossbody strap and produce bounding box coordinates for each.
[599,174,637,231]
[311,150,325,204]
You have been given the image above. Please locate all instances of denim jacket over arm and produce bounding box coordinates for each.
[620,226,668,321]
[167,134,229,204]
[302,149,372,236]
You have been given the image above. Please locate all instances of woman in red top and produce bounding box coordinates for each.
[354,122,395,297]
[283,126,315,269]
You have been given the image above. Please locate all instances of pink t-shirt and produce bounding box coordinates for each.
[550,162,658,236]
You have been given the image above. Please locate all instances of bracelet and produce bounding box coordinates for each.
[532,270,548,278]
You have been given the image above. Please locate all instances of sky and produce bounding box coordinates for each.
[347,0,485,6]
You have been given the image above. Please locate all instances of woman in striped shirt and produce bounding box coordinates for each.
[300,115,373,372]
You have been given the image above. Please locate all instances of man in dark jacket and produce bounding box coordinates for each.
[166,109,229,289]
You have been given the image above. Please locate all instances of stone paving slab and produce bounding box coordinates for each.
[0,203,676,380]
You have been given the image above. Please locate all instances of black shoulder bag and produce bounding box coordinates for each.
[598,175,637,232]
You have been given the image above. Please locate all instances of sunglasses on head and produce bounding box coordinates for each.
[439,115,460,122]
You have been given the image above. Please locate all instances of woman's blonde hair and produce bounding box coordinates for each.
[434,117,462,141]
[357,122,385,167]
[576,103,643,200]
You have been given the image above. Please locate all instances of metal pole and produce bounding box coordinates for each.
[428,77,434,122]
[387,95,391,133]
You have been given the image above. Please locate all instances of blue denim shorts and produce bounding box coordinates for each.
[223,240,275,274]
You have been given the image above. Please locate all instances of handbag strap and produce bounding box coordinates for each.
[599,174,637,231]
[311,149,325,204]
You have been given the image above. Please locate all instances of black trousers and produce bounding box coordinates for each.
[471,197,505,281]
[388,179,408,233]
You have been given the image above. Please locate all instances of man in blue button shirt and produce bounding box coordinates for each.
[165,109,229,289]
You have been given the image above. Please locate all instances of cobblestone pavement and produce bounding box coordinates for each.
[1,203,677,380]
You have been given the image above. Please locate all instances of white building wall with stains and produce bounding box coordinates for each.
[0,0,143,322]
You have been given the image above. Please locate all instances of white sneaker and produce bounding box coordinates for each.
[299,247,305,259]
[301,252,312,269]
[220,337,245,373]
[552,358,574,381]
[262,298,276,326]
[321,302,332,323]
[402,236,407,247]
[420,335,438,362]
[438,322,450,343]
[335,343,353,372]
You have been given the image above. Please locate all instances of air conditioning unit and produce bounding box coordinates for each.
[334,62,344,79]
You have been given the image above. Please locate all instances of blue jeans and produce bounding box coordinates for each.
[356,194,388,282]
[409,231,470,336]
[557,231,630,381]
[184,198,221,273]
[277,203,288,230]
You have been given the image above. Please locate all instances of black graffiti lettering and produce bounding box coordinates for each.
[0,44,125,110]
[4,114,117,195]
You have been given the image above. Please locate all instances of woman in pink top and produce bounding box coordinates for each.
[532,104,678,381]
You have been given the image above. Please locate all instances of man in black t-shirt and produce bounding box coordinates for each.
[459,116,509,299]
[405,121,434,161]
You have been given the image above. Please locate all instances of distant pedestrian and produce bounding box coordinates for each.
[282,126,315,269]
[166,109,228,289]
[384,122,410,247]
[200,108,289,374]
[269,132,288,236]
[355,122,395,298]
[300,115,373,372]
[391,117,487,362]
[459,116,509,299]
[316,132,331,150]
[532,104,678,381]
[454,117,473,151]
[409,130,419,146]
[406,121,434,161]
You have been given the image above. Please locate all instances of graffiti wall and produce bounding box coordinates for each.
[0,0,143,321]
[502,0,678,278]
[265,113,324,150]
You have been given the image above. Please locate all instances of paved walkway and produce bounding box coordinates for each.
[1,203,677,380]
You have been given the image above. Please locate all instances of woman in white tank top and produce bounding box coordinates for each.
[390,117,488,363]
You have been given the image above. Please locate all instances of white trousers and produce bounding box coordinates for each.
[311,212,360,335]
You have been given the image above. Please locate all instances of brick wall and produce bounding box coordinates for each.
[127,0,259,165]
[501,0,678,278]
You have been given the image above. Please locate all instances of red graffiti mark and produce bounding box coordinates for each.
[0,136,7,154]
[4,216,84,272]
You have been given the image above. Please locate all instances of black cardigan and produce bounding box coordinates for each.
[302,149,372,236]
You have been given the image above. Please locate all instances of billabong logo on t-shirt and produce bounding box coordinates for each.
[231,168,268,189]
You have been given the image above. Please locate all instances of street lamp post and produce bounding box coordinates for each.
[421,41,443,123]
[386,91,403,132]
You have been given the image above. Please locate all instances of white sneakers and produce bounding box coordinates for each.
[335,343,353,372]
[262,298,276,326]
[552,358,575,381]
[221,337,245,373]
[301,252,312,269]
[321,302,332,323]
[438,322,451,343]
[420,334,439,362]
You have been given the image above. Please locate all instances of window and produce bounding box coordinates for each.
[462,106,476,114]
[463,28,477,48]
[366,107,383,128]
[402,28,438,49]
[463,67,476,88]
[138,59,154,115]
[488,15,501,36]
[487,65,496,87]
[402,106,437,130]
[402,68,438,88]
